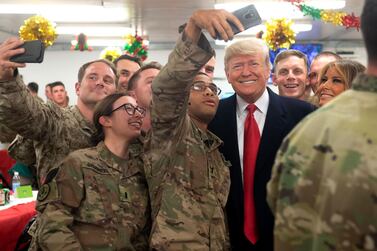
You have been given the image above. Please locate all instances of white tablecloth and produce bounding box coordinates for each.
[0,190,38,210]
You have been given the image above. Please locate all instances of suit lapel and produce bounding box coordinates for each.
[224,94,241,168]
[256,88,287,172]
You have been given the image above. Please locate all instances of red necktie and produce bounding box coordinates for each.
[243,103,260,244]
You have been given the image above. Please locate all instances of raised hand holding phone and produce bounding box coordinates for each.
[186,9,244,42]
[215,4,262,40]
[0,37,26,81]
[10,40,45,63]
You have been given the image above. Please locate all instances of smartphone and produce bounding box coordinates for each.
[10,40,45,63]
[215,4,262,40]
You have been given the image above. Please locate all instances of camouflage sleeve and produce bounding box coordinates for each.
[150,33,214,143]
[0,73,62,142]
[8,135,36,166]
[0,123,16,143]
[36,155,84,250]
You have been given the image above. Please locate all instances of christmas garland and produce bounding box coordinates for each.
[285,0,360,30]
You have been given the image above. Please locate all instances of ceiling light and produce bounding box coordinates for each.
[215,1,345,20]
[0,4,128,22]
[58,26,133,37]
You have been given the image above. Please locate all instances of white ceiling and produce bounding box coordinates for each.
[0,0,365,50]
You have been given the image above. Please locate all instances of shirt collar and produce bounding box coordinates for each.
[97,141,128,172]
[191,119,223,150]
[71,105,96,133]
[236,87,269,114]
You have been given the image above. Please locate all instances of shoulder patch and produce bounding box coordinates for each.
[44,168,59,184]
[37,184,50,202]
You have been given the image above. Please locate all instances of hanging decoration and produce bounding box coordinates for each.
[19,15,57,47]
[123,34,148,61]
[71,33,92,51]
[100,47,122,62]
[263,18,296,51]
[284,0,360,30]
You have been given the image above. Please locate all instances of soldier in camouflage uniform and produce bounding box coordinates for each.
[36,93,150,250]
[143,10,244,250]
[0,42,117,186]
[267,1,377,250]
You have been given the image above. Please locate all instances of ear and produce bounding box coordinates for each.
[272,74,278,86]
[99,115,112,128]
[75,82,80,96]
[128,90,136,99]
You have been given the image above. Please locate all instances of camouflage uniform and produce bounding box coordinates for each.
[8,135,37,166]
[35,140,150,250]
[0,74,96,186]
[267,73,377,251]
[143,33,231,250]
[0,123,16,143]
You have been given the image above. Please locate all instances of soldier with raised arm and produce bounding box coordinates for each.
[144,9,243,250]
[0,44,117,186]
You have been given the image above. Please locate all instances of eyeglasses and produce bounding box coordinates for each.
[191,81,221,95]
[110,103,146,117]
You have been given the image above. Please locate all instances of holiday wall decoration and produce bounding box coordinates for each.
[100,47,122,62]
[19,15,57,47]
[71,33,92,51]
[263,18,296,51]
[123,34,148,61]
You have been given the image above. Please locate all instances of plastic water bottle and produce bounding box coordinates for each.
[12,171,21,197]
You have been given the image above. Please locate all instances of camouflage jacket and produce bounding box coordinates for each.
[267,73,377,251]
[8,99,56,167]
[0,74,95,186]
[0,123,16,143]
[35,141,150,250]
[8,134,36,166]
[144,33,231,250]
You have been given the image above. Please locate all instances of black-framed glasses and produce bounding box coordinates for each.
[110,103,146,117]
[191,81,222,95]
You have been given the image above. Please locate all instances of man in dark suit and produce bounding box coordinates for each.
[209,38,315,251]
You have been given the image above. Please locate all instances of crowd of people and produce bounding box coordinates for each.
[0,0,376,250]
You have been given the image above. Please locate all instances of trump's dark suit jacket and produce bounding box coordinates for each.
[209,88,315,251]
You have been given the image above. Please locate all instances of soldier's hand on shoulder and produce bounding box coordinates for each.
[0,37,26,81]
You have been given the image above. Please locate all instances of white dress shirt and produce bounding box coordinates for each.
[236,88,269,181]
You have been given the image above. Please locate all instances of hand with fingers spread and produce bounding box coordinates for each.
[0,37,26,81]
[185,9,244,43]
